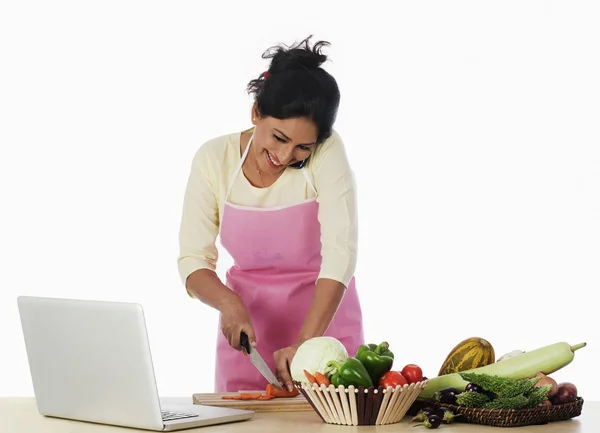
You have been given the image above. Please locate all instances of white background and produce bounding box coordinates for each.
[1,1,598,400]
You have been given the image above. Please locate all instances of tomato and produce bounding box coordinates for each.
[378,371,408,388]
[401,364,423,384]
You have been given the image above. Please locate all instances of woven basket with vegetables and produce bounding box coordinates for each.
[290,337,428,426]
[410,339,586,429]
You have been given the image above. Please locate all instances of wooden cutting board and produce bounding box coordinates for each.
[192,391,313,412]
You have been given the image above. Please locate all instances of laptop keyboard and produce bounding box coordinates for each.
[161,410,199,422]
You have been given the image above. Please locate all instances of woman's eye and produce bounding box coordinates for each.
[298,145,310,151]
[273,135,286,143]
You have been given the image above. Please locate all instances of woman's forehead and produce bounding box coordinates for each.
[263,116,318,143]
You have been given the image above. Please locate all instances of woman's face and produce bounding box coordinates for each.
[251,108,318,176]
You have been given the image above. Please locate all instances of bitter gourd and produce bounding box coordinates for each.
[483,385,552,410]
[484,395,530,410]
[455,391,490,408]
[456,384,553,410]
[524,384,553,408]
[459,373,539,398]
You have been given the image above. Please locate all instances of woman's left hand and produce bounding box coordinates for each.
[273,344,300,392]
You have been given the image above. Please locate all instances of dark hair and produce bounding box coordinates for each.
[246,36,340,144]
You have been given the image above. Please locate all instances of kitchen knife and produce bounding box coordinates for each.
[240,332,283,390]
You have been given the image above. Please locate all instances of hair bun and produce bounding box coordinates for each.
[263,35,329,73]
[246,36,340,144]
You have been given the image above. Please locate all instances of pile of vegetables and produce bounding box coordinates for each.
[290,337,426,389]
[418,340,585,405]
[435,373,554,409]
[433,371,579,410]
[410,406,459,429]
[404,338,585,430]
[290,336,585,429]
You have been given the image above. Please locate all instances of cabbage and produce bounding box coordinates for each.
[290,336,348,382]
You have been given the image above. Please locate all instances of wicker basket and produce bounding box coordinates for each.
[294,380,428,426]
[433,397,584,427]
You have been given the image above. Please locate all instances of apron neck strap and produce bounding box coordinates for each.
[302,167,317,195]
[225,132,253,201]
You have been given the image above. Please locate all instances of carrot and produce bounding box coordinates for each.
[221,384,299,401]
[315,372,331,387]
[240,393,262,400]
[304,370,317,384]
[222,392,262,400]
[266,383,300,398]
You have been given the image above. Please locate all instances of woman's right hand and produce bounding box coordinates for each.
[219,294,257,351]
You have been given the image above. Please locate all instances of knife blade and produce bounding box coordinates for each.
[240,332,283,390]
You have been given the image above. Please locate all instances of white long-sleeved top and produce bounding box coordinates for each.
[177,128,358,290]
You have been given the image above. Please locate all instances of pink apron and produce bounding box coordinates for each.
[214,133,365,392]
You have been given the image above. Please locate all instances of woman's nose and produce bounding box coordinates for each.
[277,147,294,163]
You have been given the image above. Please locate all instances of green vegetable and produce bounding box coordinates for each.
[355,342,394,384]
[327,358,373,388]
[524,384,553,407]
[418,341,586,401]
[437,407,461,424]
[460,373,539,398]
[455,391,490,408]
[454,379,553,410]
[290,337,348,383]
[484,395,530,410]
[367,342,394,359]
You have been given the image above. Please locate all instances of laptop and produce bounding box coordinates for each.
[17,296,254,431]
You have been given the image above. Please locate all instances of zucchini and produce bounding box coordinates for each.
[419,341,586,400]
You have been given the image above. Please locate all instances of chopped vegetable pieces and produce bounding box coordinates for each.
[220,383,299,401]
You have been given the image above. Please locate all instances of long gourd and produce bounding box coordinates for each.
[418,341,586,400]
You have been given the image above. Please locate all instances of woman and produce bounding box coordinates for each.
[177,36,365,393]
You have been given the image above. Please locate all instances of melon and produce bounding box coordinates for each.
[438,337,495,376]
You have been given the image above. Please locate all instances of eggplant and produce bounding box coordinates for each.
[427,414,442,429]
[436,387,460,405]
[422,406,436,417]
[465,383,485,393]
[435,406,459,424]
[413,413,442,429]
[409,406,437,423]
[464,382,496,400]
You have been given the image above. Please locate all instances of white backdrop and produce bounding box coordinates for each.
[1,1,598,401]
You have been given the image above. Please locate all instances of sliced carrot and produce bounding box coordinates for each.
[304,370,317,384]
[222,393,261,400]
[315,372,331,387]
[266,383,300,398]
[221,385,299,401]
[239,393,262,400]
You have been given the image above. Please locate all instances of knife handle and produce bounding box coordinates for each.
[240,331,251,354]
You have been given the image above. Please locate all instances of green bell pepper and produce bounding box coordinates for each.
[356,342,394,385]
[327,358,373,388]
[367,342,394,359]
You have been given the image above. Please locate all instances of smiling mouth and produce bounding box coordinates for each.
[266,150,283,167]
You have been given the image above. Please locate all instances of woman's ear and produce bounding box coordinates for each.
[251,102,260,125]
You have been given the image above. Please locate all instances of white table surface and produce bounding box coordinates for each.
[1,397,597,432]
